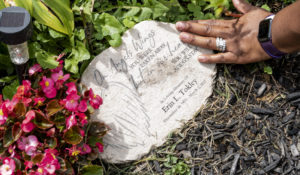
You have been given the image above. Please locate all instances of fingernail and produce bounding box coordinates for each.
[198,56,207,62]
[180,33,190,42]
[176,22,186,31]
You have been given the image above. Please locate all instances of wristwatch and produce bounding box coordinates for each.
[257,14,286,58]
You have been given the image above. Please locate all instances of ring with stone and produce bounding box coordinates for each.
[216,37,226,52]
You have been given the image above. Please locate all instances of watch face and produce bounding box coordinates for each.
[258,19,271,42]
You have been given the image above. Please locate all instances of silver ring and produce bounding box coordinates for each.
[216,37,226,52]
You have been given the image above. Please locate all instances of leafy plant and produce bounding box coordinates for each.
[164,155,190,175]
[0,61,108,174]
[1,0,74,36]
[264,66,273,75]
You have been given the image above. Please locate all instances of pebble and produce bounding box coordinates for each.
[290,144,300,157]
[229,154,240,175]
[257,83,267,97]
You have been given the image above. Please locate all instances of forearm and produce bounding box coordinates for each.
[272,0,300,53]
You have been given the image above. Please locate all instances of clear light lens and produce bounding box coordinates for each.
[7,42,29,65]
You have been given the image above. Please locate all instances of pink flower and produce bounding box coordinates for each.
[77,113,88,126]
[38,149,60,175]
[65,92,80,112]
[51,70,69,82]
[4,98,19,113]
[24,160,33,170]
[51,70,70,89]
[0,158,15,175]
[8,145,16,158]
[17,135,39,156]
[80,144,91,155]
[66,145,81,156]
[15,80,31,98]
[96,142,104,153]
[0,103,8,125]
[89,89,103,109]
[40,76,57,98]
[29,64,42,76]
[33,97,45,106]
[66,114,77,130]
[50,63,63,73]
[46,128,56,137]
[80,129,85,137]
[23,110,35,123]
[22,111,36,133]
[35,167,47,175]
[65,82,77,95]
[78,100,87,113]
[44,87,57,99]
[21,122,35,133]
[40,77,54,91]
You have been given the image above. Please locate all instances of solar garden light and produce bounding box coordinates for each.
[0,6,32,84]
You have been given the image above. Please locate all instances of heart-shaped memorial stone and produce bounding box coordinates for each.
[81,21,216,163]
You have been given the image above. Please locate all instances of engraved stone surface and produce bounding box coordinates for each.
[81,21,216,163]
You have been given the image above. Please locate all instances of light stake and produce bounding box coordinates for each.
[0,6,32,84]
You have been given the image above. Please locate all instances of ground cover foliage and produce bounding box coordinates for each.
[0,0,298,174]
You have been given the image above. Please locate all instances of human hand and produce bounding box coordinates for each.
[176,0,272,64]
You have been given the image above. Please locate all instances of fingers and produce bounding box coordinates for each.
[191,19,236,27]
[176,22,233,38]
[198,52,238,64]
[232,0,255,14]
[179,32,219,50]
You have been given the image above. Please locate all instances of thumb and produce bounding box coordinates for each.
[232,0,255,14]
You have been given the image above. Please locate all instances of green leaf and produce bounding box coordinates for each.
[123,18,136,28]
[87,136,102,147]
[35,51,59,69]
[49,28,66,39]
[0,75,16,83]
[33,111,54,130]
[64,41,90,74]
[124,7,141,17]
[42,0,74,36]
[88,122,109,137]
[12,123,22,142]
[152,0,169,19]
[14,0,33,14]
[63,126,83,145]
[2,80,19,100]
[46,100,63,117]
[45,137,57,149]
[56,157,74,175]
[138,7,152,21]
[13,103,26,118]
[32,154,44,164]
[49,114,65,125]
[3,125,14,147]
[261,4,271,12]
[0,0,6,10]
[80,165,103,175]
[29,0,73,35]
[264,66,273,75]
[75,29,86,41]
[93,12,125,47]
